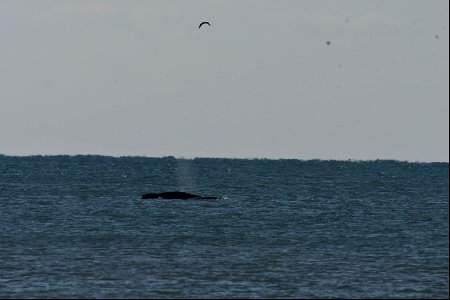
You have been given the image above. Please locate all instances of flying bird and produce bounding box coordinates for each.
[199,21,211,29]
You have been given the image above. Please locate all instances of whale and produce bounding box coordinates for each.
[198,21,211,29]
[141,191,219,200]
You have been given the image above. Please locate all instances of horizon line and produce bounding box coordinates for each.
[0,153,448,164]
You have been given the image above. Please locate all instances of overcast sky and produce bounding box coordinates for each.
[0,0,448,162]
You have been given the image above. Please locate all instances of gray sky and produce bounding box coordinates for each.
[0,0,448,162]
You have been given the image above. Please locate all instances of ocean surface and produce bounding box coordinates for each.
[0,155,448,298]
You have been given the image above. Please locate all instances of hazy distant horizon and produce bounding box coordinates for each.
[1,0,448,162]
[1,152,448,163]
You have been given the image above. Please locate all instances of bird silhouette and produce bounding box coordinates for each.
[199,21,211,29]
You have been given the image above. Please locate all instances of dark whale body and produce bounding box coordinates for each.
[199,21,211,29]
[141,191,219,200]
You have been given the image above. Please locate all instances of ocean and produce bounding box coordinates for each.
[0,155,448,298]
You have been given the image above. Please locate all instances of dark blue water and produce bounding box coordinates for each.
[0,155,448,298]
